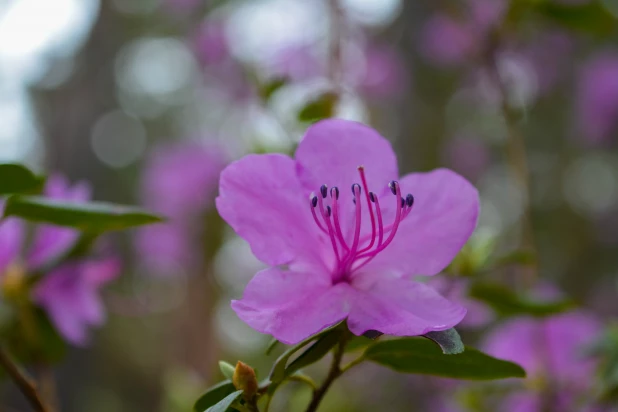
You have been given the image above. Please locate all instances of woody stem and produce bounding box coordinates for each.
[0,346,50,412]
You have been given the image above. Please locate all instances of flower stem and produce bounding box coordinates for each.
[0,346,50,412]
[303,337,347,412]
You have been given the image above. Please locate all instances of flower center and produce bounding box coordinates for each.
[309,166,414,283]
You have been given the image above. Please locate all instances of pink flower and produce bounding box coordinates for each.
[0,174,119,346]
[33,259,120,345]
[483,311,602,410]
[136,141,228,273]
[217,119,480,344]
[576,52,618,145]
[356,44,409,100]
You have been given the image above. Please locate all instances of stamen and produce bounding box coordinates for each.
[320,184,328,198]
[330,187,349,252]
[357,166,377,255]
[344,183,363,271]
[353,181,403,271]
[371,193,384,247]
[318,193,341,266]
[309,194,327,233]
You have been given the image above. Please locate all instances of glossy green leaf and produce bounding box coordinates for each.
[469,282,574,318]
[298,92,338,123]
[0,164,43,195]
[423,328,464,355]
[193,381,236,412]
[269,322,343,384]
[265,338,279,355]
[285,328,343,377]
[4,196,164,232]
[345,335,376,353]
[204,390,243,412]
[365,338,526,380]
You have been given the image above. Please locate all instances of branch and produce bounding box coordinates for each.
[0,347,49,412]
[303,339,346,412]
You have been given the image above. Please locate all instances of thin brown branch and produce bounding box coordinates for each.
[303,339,347,412]
[0,347,49,412]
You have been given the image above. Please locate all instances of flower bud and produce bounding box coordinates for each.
[232,361,258,399]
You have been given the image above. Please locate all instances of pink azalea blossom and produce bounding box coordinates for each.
[136,141,228,273]
[483,311,602,410]
[0,175,119,346]
[33,259,120,345]
[217,119,480,344]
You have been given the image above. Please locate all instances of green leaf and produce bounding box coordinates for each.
[193,381,236,412]
[285,328,342,377]
[423,328,464,355]
[297,92,338,123]
[219,361,236,380]
[269,322,342,384]
[365,338,526,380]
[535,1,617,36]
[0,164,43,195]
[204,390,243,412]
[345,335,376,353]
[4,196,164,232]
[469,282,575,318]
[266,338,279,355]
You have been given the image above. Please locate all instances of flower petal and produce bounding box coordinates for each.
[0,218,24,273]
[347,276,466,336]
[362,168,479,277]
[217,153,326,269]
[295,119,398,194]
[231,267,351,344]
[27,175,92,270]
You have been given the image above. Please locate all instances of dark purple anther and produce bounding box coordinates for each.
[406,194,414,207]
[369,192,376,202]
[326,206,332,217]
[320,184,328,198]
[351,183,361,195]
[311,195,318,208]
[331,187,340,199]
[400,197,405,208]
[388,180,397,195]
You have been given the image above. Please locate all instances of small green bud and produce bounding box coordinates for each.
[219,361,235,380]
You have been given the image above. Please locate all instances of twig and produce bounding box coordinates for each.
[303,339,346,412]
[0,347,49,412]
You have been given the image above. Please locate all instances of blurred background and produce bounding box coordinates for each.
[1,0,618,410]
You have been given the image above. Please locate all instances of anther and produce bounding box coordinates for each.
[388,180,397,195]
[400,198,405,208]
[320,184,328,198]
[330,187,339,199]
[351,183,361,195]
[326,206,332,217]
[369,192,376,202]
[406,194,414,207]
[311,196,318,208]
